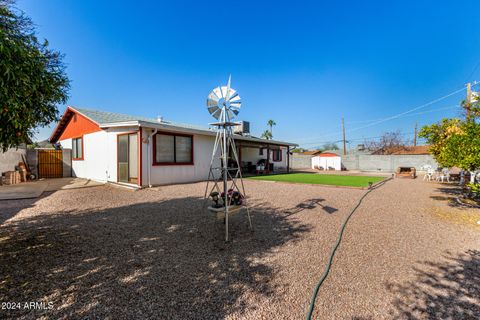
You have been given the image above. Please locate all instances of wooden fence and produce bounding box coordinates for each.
[38,150,63,178]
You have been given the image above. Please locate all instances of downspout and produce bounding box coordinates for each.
[147,128,158,188]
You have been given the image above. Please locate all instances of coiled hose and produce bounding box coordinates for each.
[306,177,392,320]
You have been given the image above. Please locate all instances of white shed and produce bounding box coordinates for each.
[311,152,342,171]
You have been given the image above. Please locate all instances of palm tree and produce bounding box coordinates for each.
[261,130,272,140]
[267,119,276,136]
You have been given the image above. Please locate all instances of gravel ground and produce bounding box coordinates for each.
[0,178,479,319]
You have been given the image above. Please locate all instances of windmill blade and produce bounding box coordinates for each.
[208,91,220,102]
[226,109,235,120]
[213,87,223,99]
[208,106,220,115]
[207,98,219,107]
[211,87,221,100]
[228,92,239,101]
[211,108,222,119]
[229,100,241,107]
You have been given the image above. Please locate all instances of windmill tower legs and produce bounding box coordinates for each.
[204,76,250,242]
[205,120,252,242]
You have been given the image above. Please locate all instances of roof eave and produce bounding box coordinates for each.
[49,106,102,143]
[136,121,297,146]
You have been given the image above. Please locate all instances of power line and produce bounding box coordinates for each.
[292,84,477,144]
[465,61,480,83]
[344,105,459,124]
[300,131,416,147]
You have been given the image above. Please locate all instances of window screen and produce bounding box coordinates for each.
[273,149,282,162]
[175,136,192,163]
[155,134,175,163]
[72,137,83,159]
[154,133,193,164]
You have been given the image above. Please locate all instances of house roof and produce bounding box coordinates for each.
[371,145,430,155]
[315,152,340,157]
[73,107,208,131]
[298,150,322,156]
[50,106,297,147]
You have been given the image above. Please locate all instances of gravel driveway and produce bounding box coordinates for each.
[1,178,479,319]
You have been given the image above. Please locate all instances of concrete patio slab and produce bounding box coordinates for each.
[44,178,104,192]
[0,180,48,200]
[0,178,104,200]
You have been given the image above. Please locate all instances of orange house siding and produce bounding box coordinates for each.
[59,112,101,141]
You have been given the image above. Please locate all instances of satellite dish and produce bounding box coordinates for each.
[206,75,241,120]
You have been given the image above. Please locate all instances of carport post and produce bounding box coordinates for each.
[266,144,270,173]
[287,146,290,173]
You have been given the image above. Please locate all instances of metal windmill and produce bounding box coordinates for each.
[204,75,252,242]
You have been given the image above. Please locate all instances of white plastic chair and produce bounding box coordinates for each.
[436,168,450,183]
[423,166,435,181]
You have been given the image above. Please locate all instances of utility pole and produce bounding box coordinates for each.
[413,123,417,146]
[342,116,346,156]
[466,82,472,122]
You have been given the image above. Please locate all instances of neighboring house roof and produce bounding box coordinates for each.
[315,152,340,157]
[298,150,322,156]
[371,145,430,155]
[50,106,297,147]
[34,140,56,149]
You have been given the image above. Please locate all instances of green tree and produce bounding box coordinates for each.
[419,118,480,175]
[260,130,272,140]
[0,1,70,151]
[267,119,276,137]
[322,142,339,151]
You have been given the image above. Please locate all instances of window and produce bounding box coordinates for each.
[259,148,264,155]
[153,133,193,165]
[272,149,282,162]
[72,137,83,160]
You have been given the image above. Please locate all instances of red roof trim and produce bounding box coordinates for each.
[316,152,340,157]
[49,106,100,143]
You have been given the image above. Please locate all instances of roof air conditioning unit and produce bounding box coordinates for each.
[234,121,250,136]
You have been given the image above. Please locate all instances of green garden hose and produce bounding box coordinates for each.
[306,177,392,320]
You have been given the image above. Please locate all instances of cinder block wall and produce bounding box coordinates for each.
[26,149,38,177]
[290,154,312,169]
[62,149,72,177]
[0,146,27,174]
[341,154,437,172]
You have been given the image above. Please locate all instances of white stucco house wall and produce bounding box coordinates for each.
[49,107,297,187]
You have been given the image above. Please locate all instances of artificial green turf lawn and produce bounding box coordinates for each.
[247,173,384,187]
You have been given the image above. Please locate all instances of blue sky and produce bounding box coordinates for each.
[19,0,480,148]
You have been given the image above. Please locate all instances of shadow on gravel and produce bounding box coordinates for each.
[430,185,480,210]
[0,197,37,225]
[387,250,480,319]
[283,198,338,216]
[0,196,311,319]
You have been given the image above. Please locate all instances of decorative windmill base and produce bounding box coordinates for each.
[204,121,252,242]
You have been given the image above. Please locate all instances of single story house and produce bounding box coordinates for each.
[49,107,297,187]
[311,152,342,171]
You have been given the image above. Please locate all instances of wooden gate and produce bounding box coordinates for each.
[38,150,63,178]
